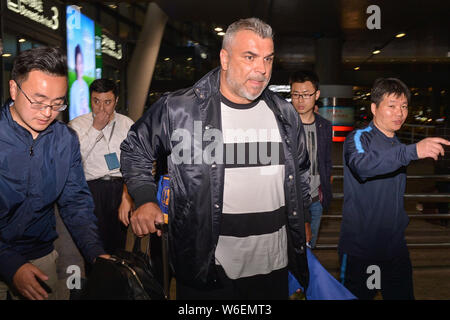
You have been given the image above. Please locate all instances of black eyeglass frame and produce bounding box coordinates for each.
[15,80,68,112]
[290,90,317,100]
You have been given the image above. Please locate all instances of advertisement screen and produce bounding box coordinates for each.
[66,5,96,120]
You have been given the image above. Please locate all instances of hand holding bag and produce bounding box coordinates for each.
[82,232,166,300]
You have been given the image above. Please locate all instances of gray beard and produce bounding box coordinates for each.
[225,70,270,101]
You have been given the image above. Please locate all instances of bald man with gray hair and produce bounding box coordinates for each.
[120,17,311,299]
[222,17,274,51]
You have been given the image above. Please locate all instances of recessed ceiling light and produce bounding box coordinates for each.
[372,49,381,55]
[354,66,360,71]
[164,57,170,61]
[18,38,26,43]
[2,53,11,57]
[395,33,406,38]
[187,57,192,61]
[217,32,225,36]
[214,27,223,32]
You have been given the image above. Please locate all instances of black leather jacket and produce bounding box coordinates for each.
[120,67,311,290]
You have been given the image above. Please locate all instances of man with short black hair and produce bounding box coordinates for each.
[338,77,450,300]
[290,70,333,248]
[0,47,108,300]
[69,79,134,259]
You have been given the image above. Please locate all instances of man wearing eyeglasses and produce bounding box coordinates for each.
[290,70,333,249]
[69,79,134,265]
[0,47,108,300]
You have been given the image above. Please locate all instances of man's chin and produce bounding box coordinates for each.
[244,87,266,101]
[32,122,52,132]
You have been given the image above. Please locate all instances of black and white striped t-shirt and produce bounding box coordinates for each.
[214,95,288,280]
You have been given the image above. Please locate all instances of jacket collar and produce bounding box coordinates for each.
[369,120,399,142]
[193,67,221,100]
[2,99,55,141]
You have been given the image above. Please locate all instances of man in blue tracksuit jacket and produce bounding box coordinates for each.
[0,47,108,300]
[338,78,450,300]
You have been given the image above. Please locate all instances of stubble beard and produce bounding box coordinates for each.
[225,68,270,102]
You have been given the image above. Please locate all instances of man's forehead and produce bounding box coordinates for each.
[291,81,315,91]
[22,69,67,82]
[20,70,67,97]
[383,93,408,103]
[232,30,274,47]
[91,91,116,98]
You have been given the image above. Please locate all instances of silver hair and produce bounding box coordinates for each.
[222,17,273,51]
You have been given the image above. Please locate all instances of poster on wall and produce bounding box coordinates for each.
[66,5,96,120]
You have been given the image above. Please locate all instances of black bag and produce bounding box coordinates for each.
[82,232,167,300]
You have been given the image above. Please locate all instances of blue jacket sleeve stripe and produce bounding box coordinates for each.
[354,127,372,153]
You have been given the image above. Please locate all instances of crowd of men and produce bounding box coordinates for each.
[0,17,449,301]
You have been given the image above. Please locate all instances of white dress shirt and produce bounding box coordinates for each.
[69,112,134,181]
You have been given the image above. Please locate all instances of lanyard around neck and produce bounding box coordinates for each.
[101,120,116,154]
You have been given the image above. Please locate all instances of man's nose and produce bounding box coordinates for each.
[396,106,405,117]
[254,58,267,74]
[41,106,52,117]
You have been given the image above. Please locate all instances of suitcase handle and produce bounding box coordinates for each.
[155,222,170,299]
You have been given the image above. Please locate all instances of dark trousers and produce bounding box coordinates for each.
[87,178,127,255]
[176,266,288,300]
[340,253,415,300]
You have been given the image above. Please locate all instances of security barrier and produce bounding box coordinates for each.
[316,169,450,249]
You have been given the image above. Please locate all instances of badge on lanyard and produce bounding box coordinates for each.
[104,152,120,170]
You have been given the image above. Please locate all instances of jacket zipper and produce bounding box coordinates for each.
[26,140,35,196]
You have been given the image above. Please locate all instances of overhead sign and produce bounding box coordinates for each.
[7,0,60,30]
[102,34,122,60]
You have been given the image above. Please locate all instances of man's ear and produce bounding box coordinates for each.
[220,49,229,71]
[9,80,18,101]
[370,102,377,116]
[315,89,321,101]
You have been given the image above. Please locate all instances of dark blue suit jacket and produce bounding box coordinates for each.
[312,114,333,209]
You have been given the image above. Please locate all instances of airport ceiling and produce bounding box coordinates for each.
[154,0,449,73]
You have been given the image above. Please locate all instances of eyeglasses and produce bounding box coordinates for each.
[15,81,67,112]
[291,91,317,100]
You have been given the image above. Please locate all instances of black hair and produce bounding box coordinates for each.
[11,47,67,84]
[89,78,119,98]
[371,78,411,107]
[75,44,82,62]
[289,70,320,91]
